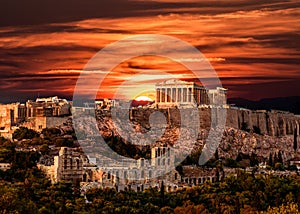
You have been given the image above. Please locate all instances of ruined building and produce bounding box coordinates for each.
[40,145,181,191]
[95,145,181,192]
[26,96,71,117]
[155,79,227,108]
[0,96,71,137]
[0,103,26,138]
[55,147,85,183]
[95,98,116,110]
[39,147,87,184]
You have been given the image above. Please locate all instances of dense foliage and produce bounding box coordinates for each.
[1,128,300,213]
[11,127,76,147]
[1,167,300,213]
[105,135,151,160]
[12,127,39,140]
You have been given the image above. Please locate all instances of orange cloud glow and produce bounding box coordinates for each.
[0,0,299,102]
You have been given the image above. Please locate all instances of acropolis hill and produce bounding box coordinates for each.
[91,106,300,165]
[129,107,297,135]
[1,79,300,166]
[88,78,300,166]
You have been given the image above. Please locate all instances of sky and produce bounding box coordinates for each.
[0,0,299,102]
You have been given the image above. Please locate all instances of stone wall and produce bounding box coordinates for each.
[129,107,300,137]
[0,103,20,129]
[21,116,69,132]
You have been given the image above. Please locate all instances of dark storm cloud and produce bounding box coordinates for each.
[1,44,100,55]
[196,33,300,53]
[1,0,299,27]
[224,78,300,100]
[0,0,202,27]
[225,57,300,65]
[0,71,79,80]
[252,33,300,51]
[0,24,133,38]
[0,44,100,73]
[0,61,20,68]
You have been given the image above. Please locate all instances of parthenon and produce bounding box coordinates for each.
[155,79,227,108]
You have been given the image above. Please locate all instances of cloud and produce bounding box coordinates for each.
[1,0,299,27]
[0,0,299,102]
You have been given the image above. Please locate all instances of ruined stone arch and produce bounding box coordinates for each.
[76,159,80,169]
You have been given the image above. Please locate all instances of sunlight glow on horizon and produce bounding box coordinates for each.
[134,95,153,101]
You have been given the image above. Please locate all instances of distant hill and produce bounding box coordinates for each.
[228,96,300,115]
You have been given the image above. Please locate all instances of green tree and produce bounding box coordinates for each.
[39,144,50,155]
[160,181,165,207]
[13,127,39,140]
[42,128,61,140]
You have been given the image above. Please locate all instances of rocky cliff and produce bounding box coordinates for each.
[129,107,300,137]
[77,107,300,163]
[226,108,300,137]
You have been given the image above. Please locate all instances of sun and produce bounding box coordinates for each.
[134,96,153,101]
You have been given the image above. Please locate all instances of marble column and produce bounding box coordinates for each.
[172,88,176,103]
[181,88,184,103]
[160,88,162,103]
[165,88,168,103]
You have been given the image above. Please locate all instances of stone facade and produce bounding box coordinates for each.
[39,147,86,184]
[155,79,227,108]
[180,166,239,186]
[0,96,71,137]
[26,96,71,117]
[155,80,209,108]
[55,147,85,183]
[40,145,181,191]
[0,103,26,129]
[0,103,26,139]
[96,146,181,192]
[21,116,70,132]
[95,98,116,110]
[181,166,218,186]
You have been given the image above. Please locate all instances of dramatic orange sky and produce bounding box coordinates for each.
[0,0,299,102]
